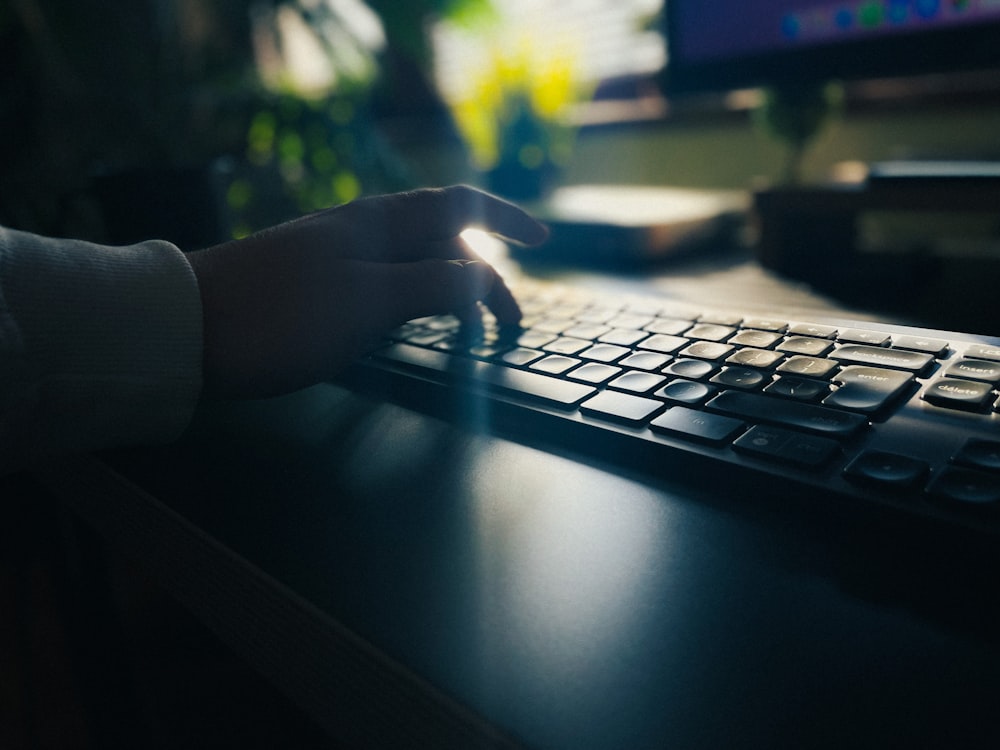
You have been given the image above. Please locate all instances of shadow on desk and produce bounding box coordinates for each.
[29,382,997,750]
[1,473,336,750]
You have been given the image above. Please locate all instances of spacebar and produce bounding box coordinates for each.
[376,343,596,408]
[705,390,867,438]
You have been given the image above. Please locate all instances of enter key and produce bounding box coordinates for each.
[823,366,914,414]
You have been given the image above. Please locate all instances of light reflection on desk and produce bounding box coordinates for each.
[463,448,685,747]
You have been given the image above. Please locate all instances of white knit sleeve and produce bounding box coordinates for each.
[0,227,203,473]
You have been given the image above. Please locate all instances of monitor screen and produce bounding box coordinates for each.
[665,0,1000,94]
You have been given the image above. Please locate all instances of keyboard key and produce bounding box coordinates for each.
[531,355,580,375]
[543,337,591,355]
[645,317,691,336]
[389,322,421,339]
[764,376,829,402]
[839,329,891,346]
[483,367,594,407]
[823,366,914,414]
[698,312,741,326]
[922,378,994,410]
[563,323,611,340]
[733,425,839,469]
[944,359,1000,385]
[609,371,667,394]
[502,348,544,366]
[533,317,576,334]
[405,331,449,347]
[469,343,509,359]
[726,348,785,368]
[742,317,788,332]
[831,344,933,374]
[967,344,1000,362]
[660,304,699,321]
[377,343,595,408]
[788,323,837,339]
[730,330,782,348]
[650,406,746,445]
[778,336,834,357]
[710,367,769,390]
[655,379,716,405]
[663,358,716,379]
[707,390,867,438]
[599,328,649,346]
[580,390,664,425]
[568,362,622,384]
[928,467,1000,507]
[894,335,949,356]
[580,343,631,363]
[680,341,734,361]
[686,323,736,341]
[518,330,558,349]
[844,450,929,491]
[548,303,586,319]
[638,334,689,354]
[608,313,654,330]
[953,439,1000,473]
[623,301,662,317]
[575,307,618,324]
[620,351,672,371]
[432,338,464,353]
[777,356,839,379]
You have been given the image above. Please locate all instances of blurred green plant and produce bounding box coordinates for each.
[2,0,494,235]
[225,0,385,235]
[227,0,498,235]
[754,82,844,184]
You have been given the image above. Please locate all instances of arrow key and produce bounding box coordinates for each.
[953,439,1000,473]
[844,450,929,491]
[928,467,1000,509]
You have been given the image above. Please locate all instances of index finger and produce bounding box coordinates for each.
[421,185,550,244]
[341,186,549,258]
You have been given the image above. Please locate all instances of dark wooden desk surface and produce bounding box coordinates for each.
[38,257,1000,749]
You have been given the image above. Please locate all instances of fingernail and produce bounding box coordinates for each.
[451,259,492,297]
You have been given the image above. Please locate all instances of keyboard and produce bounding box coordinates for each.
[345,278,1000,536]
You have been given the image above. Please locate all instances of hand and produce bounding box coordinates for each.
[186,185,548,399]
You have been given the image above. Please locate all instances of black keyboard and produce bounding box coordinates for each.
[346,279,1000,536]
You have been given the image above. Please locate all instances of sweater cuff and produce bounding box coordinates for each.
[1,227,203,470]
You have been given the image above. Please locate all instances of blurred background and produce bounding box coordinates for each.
[0,0,662,246]
[4,0,998,251]
[4,4,1000,748]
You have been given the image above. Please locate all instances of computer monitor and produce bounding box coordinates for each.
[665,0,1000,94]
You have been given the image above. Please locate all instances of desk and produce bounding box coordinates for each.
[37,257,1000,749]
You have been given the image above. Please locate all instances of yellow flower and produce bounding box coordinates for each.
[442,28,586,170]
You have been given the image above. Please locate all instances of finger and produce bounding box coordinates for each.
[410,235,522,323]
[370,258,519,332]
[452,301,486,341]
[454,234,522,326]
[338,186,549,261]
[360,228,523,326]
[481,266,521,325]
[429,185,550,245]
[446,266,522,330]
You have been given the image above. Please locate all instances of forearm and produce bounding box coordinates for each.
[0,227,203,473]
